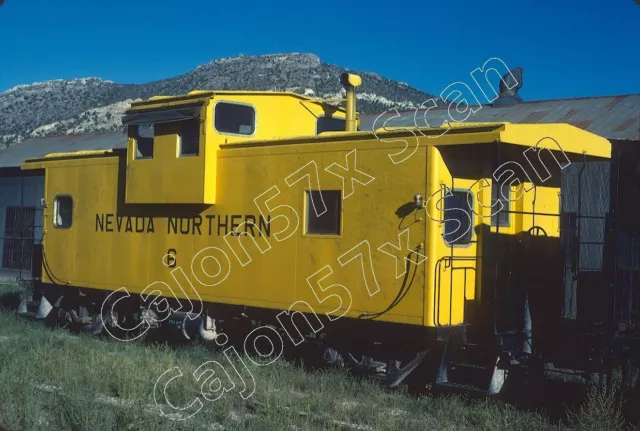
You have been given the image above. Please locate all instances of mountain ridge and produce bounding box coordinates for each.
[0,53,440,149]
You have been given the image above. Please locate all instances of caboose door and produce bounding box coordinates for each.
[430,176,483,328]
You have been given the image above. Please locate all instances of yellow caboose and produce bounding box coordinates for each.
[22,74,611,395]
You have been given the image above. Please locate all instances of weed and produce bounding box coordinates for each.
[567,386,625,431]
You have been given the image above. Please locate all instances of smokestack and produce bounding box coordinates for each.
[340,73,362,132]
[493,67,523,108]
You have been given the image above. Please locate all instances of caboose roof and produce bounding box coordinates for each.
[5,93,630,170]
[127,90,345,112]
[216,121,610,160]
[19,121,610,169]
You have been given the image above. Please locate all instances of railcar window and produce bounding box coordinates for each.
[135,123,154,159]
[491,182,511,227]
[214,102,255,135]
[179,118,200,156]
[443,190,473,245]
[306,190,341,235]
[317,117,346,134]
[53,196,73,228]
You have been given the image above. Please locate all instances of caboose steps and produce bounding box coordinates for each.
[17,290,48,320]
[436,341,506,396]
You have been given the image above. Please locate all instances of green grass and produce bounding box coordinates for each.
[566,386,625,431]
[0,310,556,430]
[0,282,627,430]
[0,281,22,310]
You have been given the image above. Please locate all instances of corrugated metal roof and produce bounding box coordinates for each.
[0,132,127,169]
[360,94,640,141]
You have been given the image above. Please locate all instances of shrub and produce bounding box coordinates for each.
[567,386,625,431]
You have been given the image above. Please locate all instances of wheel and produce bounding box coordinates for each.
[98,304,150,341]
[44,306,73,329]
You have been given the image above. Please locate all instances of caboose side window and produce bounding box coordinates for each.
[135,123,154,159]
[443,190,473,245]
[179,118,200,157]
[214,102,256,136]
[317,117,346,134]
[53,196,73,228]
[306,190,341,235]
[491,181,511,227]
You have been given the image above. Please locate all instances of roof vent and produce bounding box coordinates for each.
[492,67,523,107]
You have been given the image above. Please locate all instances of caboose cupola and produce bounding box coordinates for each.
[121,90,350,205]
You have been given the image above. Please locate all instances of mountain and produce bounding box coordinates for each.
[0,53,440,149]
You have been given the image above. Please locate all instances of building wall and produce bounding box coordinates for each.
[0,174,45,271]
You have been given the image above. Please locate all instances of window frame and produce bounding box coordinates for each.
[213,100,257,137]
[134,123,155,160]
[303,189,343,237]
[490,181,511,228]
[53,194,73,229]
[178,118,201,157]
[442,188,474,247]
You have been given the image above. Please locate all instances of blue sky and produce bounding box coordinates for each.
[0,0,638,101]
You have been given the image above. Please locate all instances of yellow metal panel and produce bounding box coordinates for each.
[129,95,212,110]
[424,147,480,327]
[122,93,347,205]
[23,108,612,331]
[125,104,209,204]
[42,150,115,159]
[34,137,431,325]
[42,158,119,288]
